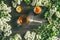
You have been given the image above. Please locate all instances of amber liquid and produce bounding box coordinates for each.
[17,15,30,26]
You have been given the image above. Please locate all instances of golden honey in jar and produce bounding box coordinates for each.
[16,6,22,13]
[17,15,30,26]
[34,6,42,14]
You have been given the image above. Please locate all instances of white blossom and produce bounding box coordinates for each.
[0,3,11,13]
[50,5,57,14]
[31,0,50,6]
[56,11,60,18]
[12,1,17,8]
[0,20,12,36]
[24,31,41,40]
[14,34,22,40]
[0,1,12,36]
[4,30,12,36]
[52,26,56,31]
[31,0,38,6]
[1,17,11,22]
[36,34,41,40]
[24,31,32,40]
[12,0,22,8]
[10,34,22,40]
[52,36,59,40]
[31,32,36,40]
[0,19,12,36]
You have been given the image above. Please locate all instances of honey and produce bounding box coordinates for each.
[17,15,30,25]
[34,6,42,14]
[16,6,22,13]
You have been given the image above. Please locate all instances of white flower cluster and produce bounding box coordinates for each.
[49,5,60,18]
[0,18,12,36]
[48,5,58,24]
[56,11,60,18]
[46,4,60,25]
[31,0,50,6]
[12,0,22,8]
[51,36,60,40]
[49,5,57,15]
[0,1,11,18]
[0,1,11,14]
[52,26,57,31]
[0,1,12,36]
[10,34,22,40]
[24,31,41,40]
